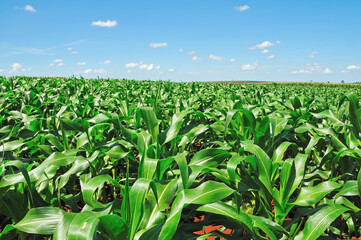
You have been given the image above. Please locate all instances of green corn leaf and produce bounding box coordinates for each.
[98,215,128,240]
[158,181,234,240]
[14,207,64,235]
[336,181,358,198]
[0,140,24,152]
[60,118,85,132]
[160,111,188,144]
[53,212,77,240]
[345,93,361,135]
[292,181,341,206]
[243,142,272,194]
[189,148,231,168]
[294,204,348,240]
[66,211,99,240]
[106,145,129,159]
[140,107,159,143]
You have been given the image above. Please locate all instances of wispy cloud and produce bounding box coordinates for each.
[149,42,168,48]
[187,51,196,55]
[10,63,31,73]
[230,59,236,62]
[346,65,360,70]
[91,20,118,27]
[249,41,279,50]
[77,68,105,74]
[67,47,78,54]
[323,68,332,73]
[235,5,250,12]
[267,55,275,59]
[139,63,157,71]
[12,63,23,72]
[261,49,269,54]
[24,5,36,13]
[2,47,53,57]
[178,49,183,52]
[100,60,112,64]
[192,56,201,61]
[241,62,258,70]
[208,54,225,61]
[77,62,86,66]
[308,52,319,58]
[125,63,139,68]
[168,68,175,72]
[49,59,64,67]
[292,70,311,74]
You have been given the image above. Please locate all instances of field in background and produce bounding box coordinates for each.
[1,76,361,239]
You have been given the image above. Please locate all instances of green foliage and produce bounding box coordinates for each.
[1,76,361,239]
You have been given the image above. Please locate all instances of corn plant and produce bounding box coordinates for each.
[1,77,361,239]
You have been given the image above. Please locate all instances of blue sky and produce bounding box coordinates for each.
[1,0,361,82]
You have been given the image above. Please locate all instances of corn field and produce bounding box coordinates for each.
[1,76,361,239]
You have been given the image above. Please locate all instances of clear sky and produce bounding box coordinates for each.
[1,0,361,82]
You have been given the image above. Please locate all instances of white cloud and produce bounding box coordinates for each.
[249,41,276,50]
[100,60,112,64]
[0,69,4,73]
[241,62,258,70]
[91,20,117,28]
[93,68,105,73]
[267,55,275,59]
[178,49,183,52]
[24,5,36,13]
[139,64,155,71]
[323,68,332,74]
[49,59,64,67]
[11,63,30,73]
[307,63,325,72]
[149,42,168,48]
[230,59,236,62]
[276,40,281,44]
[125,63,139,68]
[139,64,147,69]
[308,52,319,58]
[235,5,250,12]
[77,62,86,66]
[71,51,79,54]
[346,65,360,70]
[127,62,160,71]
[261,49,269,54]
[192,56,201,61]
[68,47,72,51]
[147,64,154,71]
[12,63,23,72]
[168,68,175,72]
[127,70,132,73]
[78,68,105,74]
[208,54,225,61]
[292,70,311,74]
[187,51,196,55]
